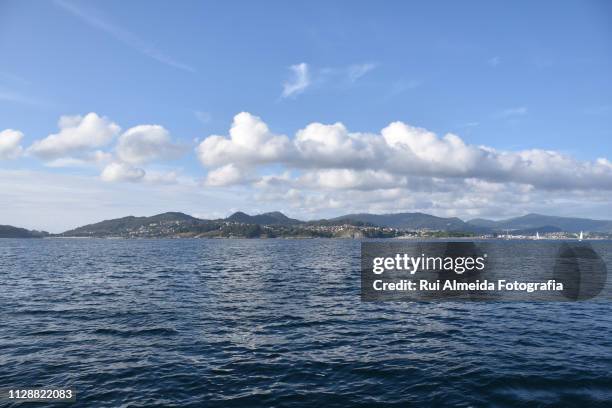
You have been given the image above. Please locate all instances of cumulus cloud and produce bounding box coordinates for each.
[196,112,292,167]
[300,169,406,191]
[205,164,250,186]
[196,112,612,193]
[28,113,120,161]
[0,129,24,159]
[282,63,310,98]
[117,125,185,164]
[100,162,145,182]
[24,112,186,183]
[294,122,384,168]
[8,110,612,221]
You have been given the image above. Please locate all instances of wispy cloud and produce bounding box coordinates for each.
[281,62,378,99]
[282,63,310,98]
[320,63,378,86]
[194,111,212,125]
[346,63,377,83]
[0,91,34,105]
[457,121,480,129]
[495,106,528,118]
[0,71,31,86]
[0,90,50,107]
[487,56,501,67]
[54,0,195,72]
[386,79,421,98]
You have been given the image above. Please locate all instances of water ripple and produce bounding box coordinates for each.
[0,238,611,407]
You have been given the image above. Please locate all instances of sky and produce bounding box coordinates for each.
[0,0,611,232]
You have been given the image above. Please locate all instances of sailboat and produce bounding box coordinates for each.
[579,231,584,241]
[535,232,540,240]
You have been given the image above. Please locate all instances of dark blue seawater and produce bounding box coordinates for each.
[1,238,611,407]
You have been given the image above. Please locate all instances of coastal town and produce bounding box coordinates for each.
[54,213,611,240]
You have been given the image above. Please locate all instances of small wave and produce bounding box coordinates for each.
[15,309,68,316]
[27,329,73,336]
[93,327,178,337]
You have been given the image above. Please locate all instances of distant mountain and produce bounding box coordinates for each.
[468,213,612,233]
[0,225,48,238]
[56,210,612,238]
[465,218,499,229]
[329,212,485,232]
[61,212,204,237]
[226,211,302,226]
[59,210,401,239]
[510,226,563,235]
[60,211,304,238]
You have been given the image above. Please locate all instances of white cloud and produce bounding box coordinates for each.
[100,162,145,182]
[300,169,406,191]
[24,112,185,182]
[28,112,120,161]
[295,122,383,168]
[196,112,292,167]
[282,63,310,98]
[44,150,113,168]
[205,164,249,186]
[5,111,612,228]
[117,125,185,164]
[143,170,182,185]
[0,129,24,159]
[251,178,612,223]
[197,112,612,192]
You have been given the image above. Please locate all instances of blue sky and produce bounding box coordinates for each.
[0,0,611,231]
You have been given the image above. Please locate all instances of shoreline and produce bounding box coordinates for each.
[5,236,605,241]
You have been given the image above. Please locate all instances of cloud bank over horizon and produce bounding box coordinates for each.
[2,111,612,230]
[196,112,612,192]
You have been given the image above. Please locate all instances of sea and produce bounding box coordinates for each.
[1,238,611,407]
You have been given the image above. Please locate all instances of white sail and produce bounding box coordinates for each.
[536,232,540,240]
[579,231,584,241]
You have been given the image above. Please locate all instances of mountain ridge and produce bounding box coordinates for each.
[467,213,612,233]
[226,211,302,226]
[329,212,484,232]
[60,210,612,236]
[0,225,49,238]
[3,211,612,238]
